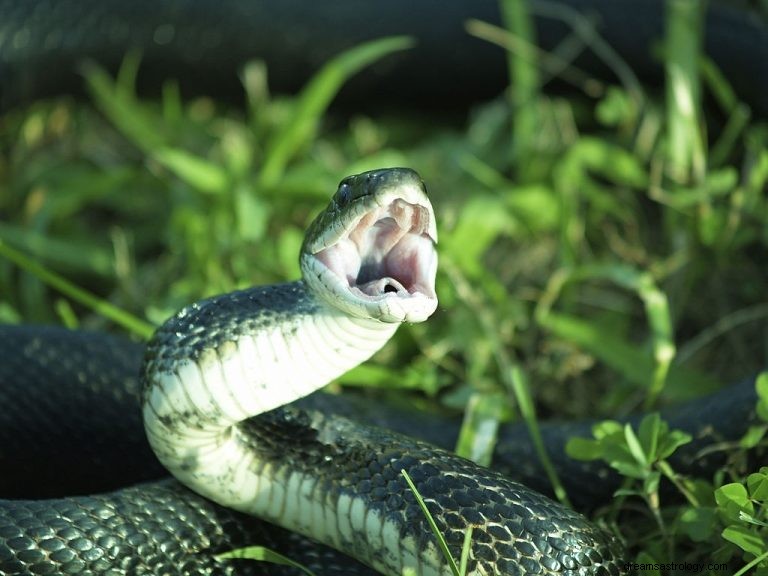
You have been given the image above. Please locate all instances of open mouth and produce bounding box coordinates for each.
[313,198,437,302]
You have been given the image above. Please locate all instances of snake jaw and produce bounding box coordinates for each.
[302,169,438,323]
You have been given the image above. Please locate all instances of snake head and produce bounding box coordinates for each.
[301,168,438,323]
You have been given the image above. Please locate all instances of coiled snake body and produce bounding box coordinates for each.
[2,169,628,575]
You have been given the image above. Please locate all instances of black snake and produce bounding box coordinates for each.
[1,2,765,575]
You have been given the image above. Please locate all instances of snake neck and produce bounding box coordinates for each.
[141,280,398,510]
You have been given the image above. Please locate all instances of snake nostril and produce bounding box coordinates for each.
[384,284,398,293]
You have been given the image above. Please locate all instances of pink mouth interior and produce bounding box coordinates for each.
[314,199,436,300]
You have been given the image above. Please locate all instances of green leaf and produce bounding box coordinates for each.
[757,372,768,423]
[612,460,649,480]
[0,223,115,277]
[565,437,603,461]
[83,57,168,153]
[747,471,768,502]
[657,429,692,460]
[739,511,768,528]
[687,478,718,507]
[665,168,739,209]
[592,420,624,439]
[339,359,440,395]
[459,525,474,576]
[0,302,20,323]
[715,483,755,521]
[537,312,649,384]
[741,425,768,449]
[638,413,662,461]
[635,551,662,576]
[721,525,765,557]
[614,487,646,499]
[569,137,649,188]
[338,363,399,387]
[443,194,515,278]
[276,226,304,278]
[624,424,649,467]
[259,36,414,186]
[536,263,681,406]
[234,186,269,241]
[0,240,154,339]
[678,507,718,542]
[504,184,560,232]
[215,546,317,576]
[600,437,635,468]
[596,86,635,127]
[153,148,229,194]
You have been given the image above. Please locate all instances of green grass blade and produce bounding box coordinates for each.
[733,550,768,576]
[153,147,229,194]
[215,546,318,576]
[401,469,462,576]
[0,240,154,339]
[459,525,473,576]
[259,36,414,186]
[442,258,571,506]
[664,0,707,184]
[500,0,540,168]
[537,311,720,397]
[508,366,571,506]
[0,223,114,276]
[455,392,504,467]
[536,264,677,407]
[82,56,167,153]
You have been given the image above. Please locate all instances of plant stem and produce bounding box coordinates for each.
[665,0,707,185]
[500,0,540,173]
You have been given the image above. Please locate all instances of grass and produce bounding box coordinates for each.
[215,546,319,576]
[401,469,474,576]
[1,1,768,574]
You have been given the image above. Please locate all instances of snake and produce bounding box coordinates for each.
[1,2,765,575]
[3,168,626,575]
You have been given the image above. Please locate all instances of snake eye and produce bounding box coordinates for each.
[337,183,352,207]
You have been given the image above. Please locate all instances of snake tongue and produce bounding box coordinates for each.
[355,277,408,297]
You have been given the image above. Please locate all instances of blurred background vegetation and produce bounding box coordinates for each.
[1,0,767,573]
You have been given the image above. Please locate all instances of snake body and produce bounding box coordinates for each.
[0,325,759,576]
[1,1,766,117]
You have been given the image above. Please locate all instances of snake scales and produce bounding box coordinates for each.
[1,2,765,575]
